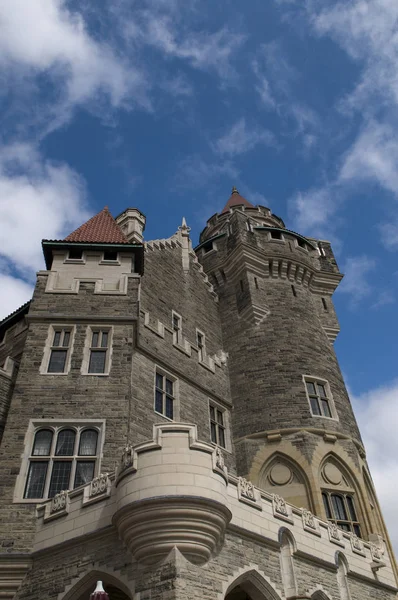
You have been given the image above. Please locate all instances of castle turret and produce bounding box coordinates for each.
[197,188,395,570]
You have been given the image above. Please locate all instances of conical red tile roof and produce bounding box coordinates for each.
[221,187,254,214]
[64,207,129,244]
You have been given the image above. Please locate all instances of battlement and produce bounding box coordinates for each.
[34,424,395,590]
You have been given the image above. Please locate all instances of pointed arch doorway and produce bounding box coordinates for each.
[75,583,130,600]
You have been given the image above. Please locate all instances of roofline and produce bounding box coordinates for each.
[253,226,317,249]
[0,300,31,335]
[41,240,145,273]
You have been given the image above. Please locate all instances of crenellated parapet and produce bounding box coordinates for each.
[33,424,395,589]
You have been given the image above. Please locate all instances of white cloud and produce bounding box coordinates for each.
[0,142,89,275]
[351,380,398,553]
[0,274,33,321]
[311,0,398,113]
[174,155,238,190]
[124,11,244,80]
[339,121,398,195]
[213,118,276,157]
[288,185,339,236]
[0,0,147,125]
[338,255,376,305]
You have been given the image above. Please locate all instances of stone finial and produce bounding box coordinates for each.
[231,186,239,194]
[177,217,192,272]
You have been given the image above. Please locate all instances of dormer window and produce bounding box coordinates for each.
[68,248,83,260]
[103,250,118,262]
[297,238,308,250]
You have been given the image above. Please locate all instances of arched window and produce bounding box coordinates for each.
[320,458,363,537]
[279,530,296,598]
[336,554,351,600]
[24,424,102,500]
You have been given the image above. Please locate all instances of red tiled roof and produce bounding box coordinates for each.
[221,187,254,214]
[64,207,129,244]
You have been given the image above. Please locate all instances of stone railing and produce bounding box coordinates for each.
[34,423,393,588]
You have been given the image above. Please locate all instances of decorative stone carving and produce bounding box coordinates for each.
[51,490,68,514]
[302,509,316,529]
[370,543,383,561]
[350,533,365,555]
[328,523,344,546]
[90,473,109,498]
[273,494,288,517]
[239,477,255,500]
[121,445,135,470]
[215,447,225,470]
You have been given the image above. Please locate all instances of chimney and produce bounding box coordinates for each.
[116,208,146,243]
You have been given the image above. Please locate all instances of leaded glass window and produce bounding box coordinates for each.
[23,426,100,499]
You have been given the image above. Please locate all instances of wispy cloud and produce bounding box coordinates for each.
[311,0,398,115]
[0,142,89,277]
[213,118,276,157]
[339,121,398,195]
[337,255,376,306]
[351,379,398,552]
[0,0,148,132]
[288,184,340,237]
[174,155,238,190]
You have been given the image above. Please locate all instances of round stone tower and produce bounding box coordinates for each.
[196,188,393,565]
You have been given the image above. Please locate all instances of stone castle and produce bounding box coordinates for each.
[0,188,396,599]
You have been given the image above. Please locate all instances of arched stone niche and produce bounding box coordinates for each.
[278,528,297,598]
[336,552,351,600]
[259,454,311,510]
[222,568,283,600]
[319,454,366,537]
[59,568,133,600]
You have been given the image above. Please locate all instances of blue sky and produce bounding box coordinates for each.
[1,0,398,547]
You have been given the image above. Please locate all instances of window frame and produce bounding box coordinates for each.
[81,326,113,376]
[322,490,361,537]
[303,375,338,420]
[64,248,85,263]
[14,420,105,503]
[208,400,231,452]
[154,366,179,421]
[196,329,206,362]
[171,311,182,345]
[40,325,75,375]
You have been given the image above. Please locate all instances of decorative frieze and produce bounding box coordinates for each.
[212,447,228,482]
[370,542,384,562]
[350,533,366,556]
[272,494,293,523]
[237,477,261,510]
[43,490,69,521]
[302,509,321,536]
[51,490,68,514]
[327,523,344,547]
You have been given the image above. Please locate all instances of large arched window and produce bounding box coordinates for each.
[320,457,363,537]
[259,454,312,511]
[24,425,101,499]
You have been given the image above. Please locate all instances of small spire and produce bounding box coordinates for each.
[179,217,191,234]
[231,186,239,194]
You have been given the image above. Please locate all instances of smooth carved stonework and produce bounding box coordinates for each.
[90,473,109,498]
[113,496,231,566]
[273,494,288,517]
[302,509,316,529]
[350,534,365,555]
[238,477,255,500]
[51,490,68,514]
[215,447,225,470]
[120,445,135,471]
[328,523,344,546]
[370,543,383,561]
